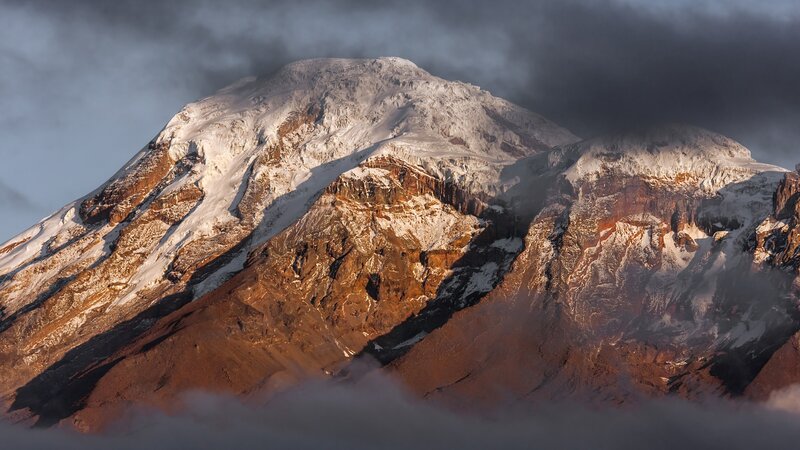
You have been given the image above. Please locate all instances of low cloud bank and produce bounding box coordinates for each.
[4,377,800,450]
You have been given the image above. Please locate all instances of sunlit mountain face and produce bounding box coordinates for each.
[1,1,799,449]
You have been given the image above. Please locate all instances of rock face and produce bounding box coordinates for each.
[745,167,800,400]
[388,127,799,405]
[0,58,798,430]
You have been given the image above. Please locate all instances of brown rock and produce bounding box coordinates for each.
[774,170,800,220]
[79,142,176,225]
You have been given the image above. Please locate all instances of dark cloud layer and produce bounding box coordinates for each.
[5,0,798,160]
[518,1,800,166]
[3,1,799,154]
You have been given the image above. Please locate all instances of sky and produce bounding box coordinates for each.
[0,0,799,241]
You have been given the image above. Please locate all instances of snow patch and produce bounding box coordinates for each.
[490,237,524,253]
[463,262,500,297]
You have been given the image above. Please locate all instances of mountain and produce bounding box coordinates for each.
[0,58,797,430]
[388,127,800,404]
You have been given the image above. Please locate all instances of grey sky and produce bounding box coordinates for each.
[1,0,799,242]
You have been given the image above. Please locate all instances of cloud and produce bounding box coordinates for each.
[2,1,799,157]
[510,1,800,167]
[767,384,800,415]
[1,376,800,449]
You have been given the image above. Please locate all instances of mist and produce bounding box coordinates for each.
[0,375,799,450]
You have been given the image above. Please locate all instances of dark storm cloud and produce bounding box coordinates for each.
[514,1,800,165]
[421,0,800,165]
[6,0,798,166]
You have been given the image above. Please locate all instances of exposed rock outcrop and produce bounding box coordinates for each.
[387,128,799,407]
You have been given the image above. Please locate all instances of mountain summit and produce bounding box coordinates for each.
[0,58,798,430]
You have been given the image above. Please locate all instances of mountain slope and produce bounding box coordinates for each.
[0,58,577,428]
[1,58,798,431]
[387,126,798,404]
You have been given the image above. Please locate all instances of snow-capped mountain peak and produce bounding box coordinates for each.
[1,59,798,430]
[0,59,579,401]
[161,56,578,194]
[560,124,787,192]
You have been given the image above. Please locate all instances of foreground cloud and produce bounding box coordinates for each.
[3,377,800,450]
